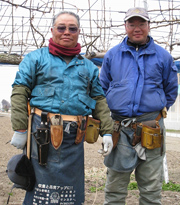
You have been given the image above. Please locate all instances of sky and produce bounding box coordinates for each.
[0,0,180,105]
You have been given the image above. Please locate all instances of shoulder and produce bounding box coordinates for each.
[106,44,122,56]
[78,55,100,77]
[23,47,50,63]
[150,37,172,59]
[79,54,99,68]
[24,47,48,58]
[104,38,127,59]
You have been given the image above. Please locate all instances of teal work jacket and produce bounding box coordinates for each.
[12,47,105,116]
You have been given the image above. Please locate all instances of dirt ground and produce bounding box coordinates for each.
[0,112,180,205]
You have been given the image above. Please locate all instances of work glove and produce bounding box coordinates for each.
[98,134,113,156]
[10,131,27,149]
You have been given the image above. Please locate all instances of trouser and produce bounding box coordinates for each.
[104,112,166,205]
[104,150,164,205]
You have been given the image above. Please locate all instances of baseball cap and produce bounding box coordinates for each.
[124,7,150,21]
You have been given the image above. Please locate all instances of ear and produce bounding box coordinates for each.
[148,22,150,32]
[124,23,128,33]
[51,27,53,34]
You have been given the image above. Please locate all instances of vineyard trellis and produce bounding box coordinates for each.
[0,0,180,65]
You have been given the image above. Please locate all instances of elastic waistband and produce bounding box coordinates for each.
[33,108,80,122]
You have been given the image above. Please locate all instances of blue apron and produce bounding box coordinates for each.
[23,114,84,205]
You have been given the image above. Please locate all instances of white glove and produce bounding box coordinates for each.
[98,134,113,156]
[10,131,27,149]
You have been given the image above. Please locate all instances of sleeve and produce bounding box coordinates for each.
[99,53,112,94]
[89,65,105,98]
[12,51,38,90]
[11,85,31,130]
[162,58,178,110]
[92,95,113,136]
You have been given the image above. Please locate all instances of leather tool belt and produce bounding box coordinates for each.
[112,113,163,152]
[34,108,79,122]
[34,108,87,147]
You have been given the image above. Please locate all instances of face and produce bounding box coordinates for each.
[125,17,150,45]
[51,13,80,48]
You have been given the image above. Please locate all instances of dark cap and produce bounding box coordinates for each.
[124,7,150,21]
[6,154,36,191]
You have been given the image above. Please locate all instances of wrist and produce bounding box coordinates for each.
[16,130,27,133]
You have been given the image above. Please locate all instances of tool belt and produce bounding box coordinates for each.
[112,113,163,152]
[34,108,79,121]
[85,117,100,144]
[32,108,87,165]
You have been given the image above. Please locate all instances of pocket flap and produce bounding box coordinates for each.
[31,87,55,97]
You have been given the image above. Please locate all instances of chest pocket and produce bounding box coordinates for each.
[31,87,55,97]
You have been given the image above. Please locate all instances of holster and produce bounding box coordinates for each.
[50,115,63,150]
[132,125,142,146]
[85,117,100,144]
[112,121,121,149]
[75,116,87,144]
[33,112,50,166]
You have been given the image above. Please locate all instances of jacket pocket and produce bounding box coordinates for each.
[31,86,55,110]
[31,86,55,97]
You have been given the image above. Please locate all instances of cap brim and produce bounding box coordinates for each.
[124,15,149,21]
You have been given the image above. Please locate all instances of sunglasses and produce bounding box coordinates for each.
[54,26,78,34]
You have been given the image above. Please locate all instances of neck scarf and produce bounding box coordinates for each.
[48,38,81,56]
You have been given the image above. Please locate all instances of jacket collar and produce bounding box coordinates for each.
[120,36,156,55]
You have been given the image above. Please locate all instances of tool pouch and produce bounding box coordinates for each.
[85,117,100,144]
[33,112,50,166]
[141,120,162,150]
[50,115,63,150]
[112,121,120,149]
[75,116,87,144]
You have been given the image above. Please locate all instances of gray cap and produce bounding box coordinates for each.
[124,7,150,21]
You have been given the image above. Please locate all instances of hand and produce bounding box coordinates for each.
[10,130,27,149]
[162,107,167,118]
[98,134,113,156]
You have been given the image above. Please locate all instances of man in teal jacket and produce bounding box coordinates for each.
[100,7,178,205]
[10,11,113,204]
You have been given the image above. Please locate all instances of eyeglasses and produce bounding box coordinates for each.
[126,23,148,30]
[54,26,79,34]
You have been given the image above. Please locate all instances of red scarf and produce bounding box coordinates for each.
[48,38,81,56]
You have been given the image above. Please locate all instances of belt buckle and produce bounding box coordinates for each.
[121,118,136,128]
